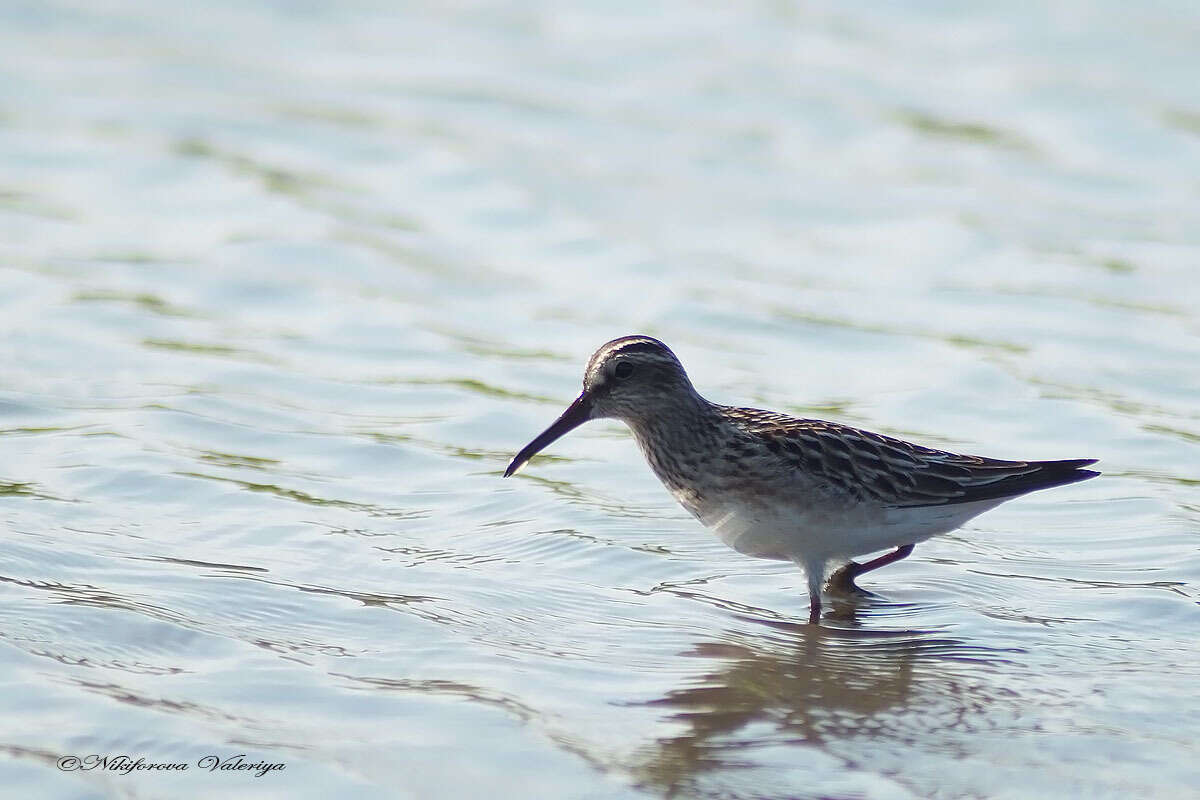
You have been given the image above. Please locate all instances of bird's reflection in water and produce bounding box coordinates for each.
[630,593,1018,797]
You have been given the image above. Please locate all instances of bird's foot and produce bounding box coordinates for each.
[825,563,879,598]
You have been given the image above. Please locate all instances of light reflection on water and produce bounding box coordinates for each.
[2,0,1200,797]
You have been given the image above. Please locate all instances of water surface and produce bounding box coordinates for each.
[1,1,1198,798]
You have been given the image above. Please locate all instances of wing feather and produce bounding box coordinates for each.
[721,407,1098,507]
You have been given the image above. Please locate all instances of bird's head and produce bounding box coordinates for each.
[503,335,694,476]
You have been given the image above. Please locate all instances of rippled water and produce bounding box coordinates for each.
[3,1,1199,798]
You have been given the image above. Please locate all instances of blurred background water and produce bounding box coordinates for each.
[2,1,1199,797]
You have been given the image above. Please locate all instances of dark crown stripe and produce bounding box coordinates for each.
[606,339,672,357]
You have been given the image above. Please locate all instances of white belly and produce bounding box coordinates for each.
[675,488,1007,564]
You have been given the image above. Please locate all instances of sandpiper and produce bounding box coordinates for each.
[504,335,1098,623]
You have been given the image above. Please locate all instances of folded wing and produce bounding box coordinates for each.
[727,410,1099,508]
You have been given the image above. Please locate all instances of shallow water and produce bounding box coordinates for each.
[2,1,1199,798]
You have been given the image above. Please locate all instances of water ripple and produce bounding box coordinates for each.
[2,1,1198,797]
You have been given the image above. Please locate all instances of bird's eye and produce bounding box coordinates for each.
[614,361,635,380]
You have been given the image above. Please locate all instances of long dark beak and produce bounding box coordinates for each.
[503,393,593,477]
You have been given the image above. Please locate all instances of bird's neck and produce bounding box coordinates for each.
[623,395,727,489]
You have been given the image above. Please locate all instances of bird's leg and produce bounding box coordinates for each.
[804,563,825,624]
[826,544,915,596]
[807,586,822,624]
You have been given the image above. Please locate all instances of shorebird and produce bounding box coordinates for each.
[503,335,1098,623]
